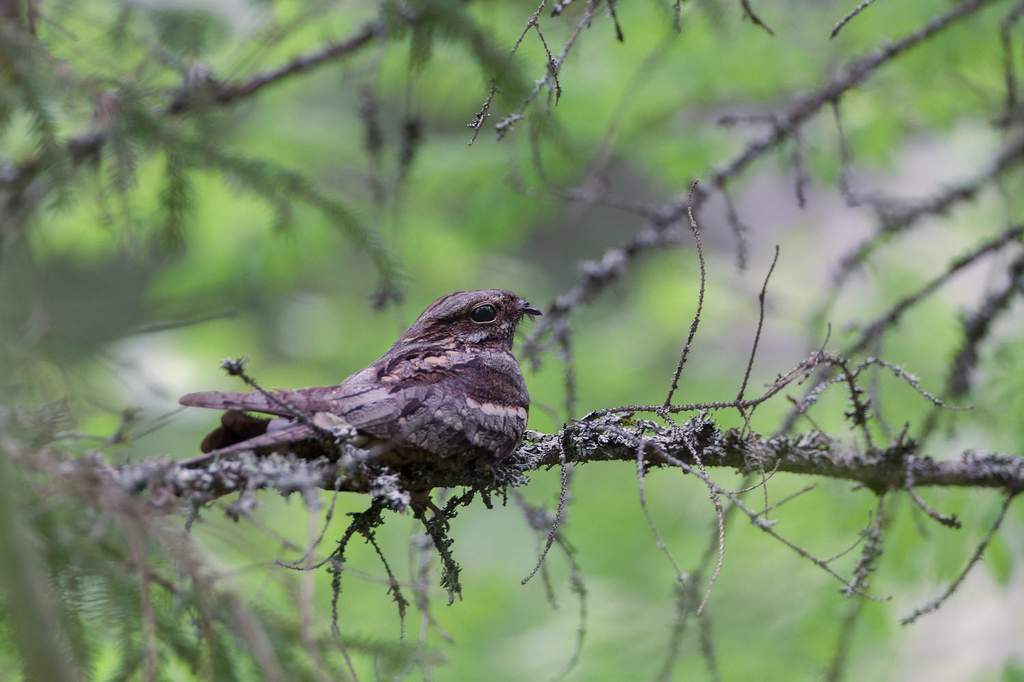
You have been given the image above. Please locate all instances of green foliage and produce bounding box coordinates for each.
[1005,659,1024,682]
[150,7,231,58]
[1,0,1023,680]
[985,532,1015,587]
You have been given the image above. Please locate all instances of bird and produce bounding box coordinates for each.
[178,289,542,470]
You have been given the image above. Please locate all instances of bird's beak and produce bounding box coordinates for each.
[520,300,543,316]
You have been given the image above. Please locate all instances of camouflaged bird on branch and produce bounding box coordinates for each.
[177,290,542,492]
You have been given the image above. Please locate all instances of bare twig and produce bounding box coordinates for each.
[826,136,1024,306]
[521,446,574,585]
[1000,1,1024,117]
[468,0,549,144]
[710,0,1000,188]
[655,578,693,682]
[849,226,1024,357]
[843,495,887,597]
[791,128,809,208]
[906,457,962,529]
[946,249,1024,397]
[740,0,775,36]
[693,447,726,616]
[526,0,1000,360]
[606,0,625,42]
[720,184,750,269]
[832,99,862,207]
[477,0,603,142]
[831,0,880,39]
[664,183,707,407]
[825,600,866,682]
[643,436,887,600]
[736,245,781,432]
[901,493,1017,625]
[781,224,1024,434]
[513,492,588,680]
[755,483,818,517]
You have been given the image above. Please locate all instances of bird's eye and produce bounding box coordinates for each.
[470,304,497,324]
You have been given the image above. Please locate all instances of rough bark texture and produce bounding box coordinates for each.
[112,414,1024,507]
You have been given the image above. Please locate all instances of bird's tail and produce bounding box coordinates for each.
[179,388,333,417]
[175,409,319,467]
[198,410,271,453]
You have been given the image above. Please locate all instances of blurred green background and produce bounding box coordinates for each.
[1,0,1023,680]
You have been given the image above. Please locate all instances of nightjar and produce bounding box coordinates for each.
[179,290,541,467]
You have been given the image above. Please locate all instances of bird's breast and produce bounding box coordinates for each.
[464,396,528,421]
[450,349,529,407]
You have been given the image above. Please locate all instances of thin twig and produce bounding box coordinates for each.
[825,599,866,682]
[999,1,1024,118]
[468,0,550,144]
[720,184,750,269]
[664,182,706,407]
[831,0,880,39]
[736,245,781,434]
[526,0,1001,361]
[740,0,775,35]
[781,223,1024,434]
[901,494,1017,625]
[645,439,889,601]
[636,441,685,577]
[754,483,818,518]
[832,99,861,207]
[521,446,574,585]
[905,457,962,529]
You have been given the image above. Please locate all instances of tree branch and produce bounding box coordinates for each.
[526,0,1002,355]
[110,414,1024,504]
[1,18,387,187]
[166,21,385,115]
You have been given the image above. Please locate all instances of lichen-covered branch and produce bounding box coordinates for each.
[110,414,1024,505]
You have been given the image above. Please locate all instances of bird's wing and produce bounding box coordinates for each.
[183,382,441,464]
[178,364,399,417]
[342,351,531,457]
[328,370,423,439]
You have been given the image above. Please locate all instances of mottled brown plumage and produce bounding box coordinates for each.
[179,290,541,466]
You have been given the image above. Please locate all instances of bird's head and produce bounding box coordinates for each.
[397,289,542,350]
